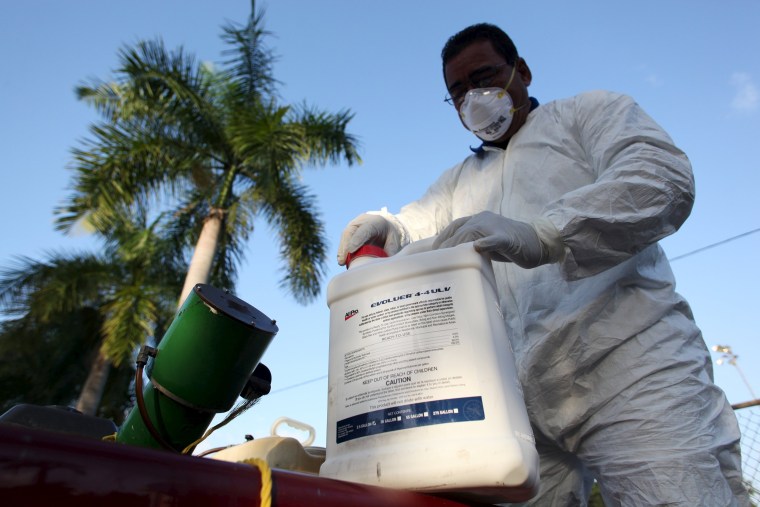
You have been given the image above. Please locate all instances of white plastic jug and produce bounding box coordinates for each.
[320,239,539,503]
[209,416,325,474]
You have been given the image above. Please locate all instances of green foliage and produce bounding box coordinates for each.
[0,307,132,423]
[589,481,606,506]
[1,0,359,420]
[0,213,184,417]
[0,307,101,411]
[57,0,360,304]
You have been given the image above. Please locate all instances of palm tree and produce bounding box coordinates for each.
[0,210,185,417]
[0,306,138,423]
[55,1,360,307]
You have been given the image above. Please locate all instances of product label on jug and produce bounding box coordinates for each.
[333,281,484,443]
[336,396,484,443]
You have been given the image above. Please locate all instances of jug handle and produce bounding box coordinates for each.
[270,417,316,447]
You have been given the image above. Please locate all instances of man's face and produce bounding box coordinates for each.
[444,39,532,145]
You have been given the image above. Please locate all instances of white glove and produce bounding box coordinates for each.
[433,211,561,268]
[337,214,402,266]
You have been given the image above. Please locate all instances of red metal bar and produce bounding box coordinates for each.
[0,424,478,507]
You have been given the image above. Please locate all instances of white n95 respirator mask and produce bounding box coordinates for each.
[459,63,520,142]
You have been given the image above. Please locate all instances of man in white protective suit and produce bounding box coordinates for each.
[336,23,748,506]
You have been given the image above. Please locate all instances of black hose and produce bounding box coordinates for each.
[134,350,176,452]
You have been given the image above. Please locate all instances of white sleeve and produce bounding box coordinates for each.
[543,92,694,279]
[375,162,466,246]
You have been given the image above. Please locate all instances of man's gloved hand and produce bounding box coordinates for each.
[337,214,402,266]
[433,211,558,268]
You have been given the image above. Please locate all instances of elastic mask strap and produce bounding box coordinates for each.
[504,59,530,115]
[499,62,521,114]
[502,61,518,94]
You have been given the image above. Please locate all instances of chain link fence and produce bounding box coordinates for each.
[735,401,760,505]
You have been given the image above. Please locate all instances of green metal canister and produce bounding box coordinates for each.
[116,284,278,451]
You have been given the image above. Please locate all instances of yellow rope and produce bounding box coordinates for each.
[101,432,117,442]
[240,458,273,507]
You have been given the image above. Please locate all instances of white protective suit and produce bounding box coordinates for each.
[361,91,747,506]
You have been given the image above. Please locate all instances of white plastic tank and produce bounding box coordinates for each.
[320,239,539,503]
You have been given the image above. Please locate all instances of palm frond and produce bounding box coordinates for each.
[220,0,278,101]
[118,40,209,115]
[229,100,308,181]
[248,178,327,304]
[0,253,115,320]
[75,81,125,122]
[55,117,207,233]
[291,103,362,166]
[101,286,158,366]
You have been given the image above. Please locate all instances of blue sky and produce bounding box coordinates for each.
[1,1,759,450]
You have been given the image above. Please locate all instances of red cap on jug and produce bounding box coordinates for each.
[345,245,388,268]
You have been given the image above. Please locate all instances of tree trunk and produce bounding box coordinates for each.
[178,209,224,307]
[76,348,111,416]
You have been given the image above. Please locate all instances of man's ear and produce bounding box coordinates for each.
[517,57,532,87]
